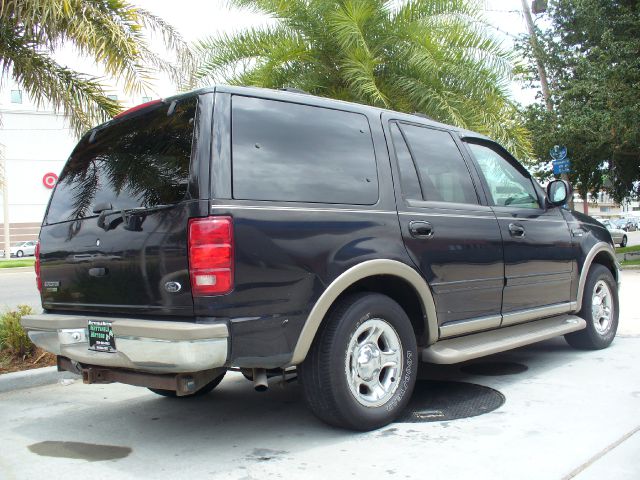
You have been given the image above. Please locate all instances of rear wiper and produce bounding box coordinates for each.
[93,202,115,230]
[92,202,113,214]
[120,204,176,215]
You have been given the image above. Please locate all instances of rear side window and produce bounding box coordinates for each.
[400,124,478,204]
[231,96,378,204]
[389,123,422,201]
[46,97,197,224]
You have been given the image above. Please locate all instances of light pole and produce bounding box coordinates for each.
[1,144,10,259]
[520,0,553,113]
[521,0,574,209]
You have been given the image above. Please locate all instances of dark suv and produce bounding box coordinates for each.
[22,86,620,430]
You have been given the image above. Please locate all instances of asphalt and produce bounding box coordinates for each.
[0,268,41,312]
[0,271,638,479]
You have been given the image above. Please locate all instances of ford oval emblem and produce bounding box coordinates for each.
[96,239,100,247]
[165,281,182,293]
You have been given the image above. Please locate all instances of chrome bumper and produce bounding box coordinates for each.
[21,313,229,373]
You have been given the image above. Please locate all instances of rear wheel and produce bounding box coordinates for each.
[16,250,23,258]
[565,264,618,350]
[298,292,418,431]
[620,235,627,247]
[148,371,226,398]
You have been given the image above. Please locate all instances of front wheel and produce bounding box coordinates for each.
[148,371,226,398]
[16,250,23,258]
[298,293,418,431]
[620,236,627,247]
[565,264,618,350]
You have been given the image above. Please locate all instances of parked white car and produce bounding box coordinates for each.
[0,240,37,258]
[601,221,628,247]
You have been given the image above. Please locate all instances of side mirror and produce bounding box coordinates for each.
[546,179,570,207]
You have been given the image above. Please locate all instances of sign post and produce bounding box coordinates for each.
[550,145,573,209]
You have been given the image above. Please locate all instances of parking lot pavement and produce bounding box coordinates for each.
[0,269,41,312]
[1,273,638,480]
[1,336,639,480]
[623,230,640,248]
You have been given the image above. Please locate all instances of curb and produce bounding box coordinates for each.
[0,267,34,273]
[0,366,77,394]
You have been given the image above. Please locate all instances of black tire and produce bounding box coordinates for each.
[16,250,23,258]
[620,236,627,248]
[148,371,226,398]
[565,264,618,350]
[298,292,418,431]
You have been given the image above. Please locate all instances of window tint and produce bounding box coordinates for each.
[400,124,478,204]
[232,96,378,204]
[466,142,540,209]
[390,123,422,200]
[46,97,197,224]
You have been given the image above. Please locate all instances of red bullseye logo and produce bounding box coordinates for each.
[43,172,58,189]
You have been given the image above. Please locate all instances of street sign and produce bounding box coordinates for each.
[550,145,567,161]
[553,158,571,175]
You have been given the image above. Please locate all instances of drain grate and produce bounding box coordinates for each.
[397,380,504,423]
[460,361,528,376]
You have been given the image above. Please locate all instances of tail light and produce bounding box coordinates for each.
[34,240,41,292]
[188,216,234,296]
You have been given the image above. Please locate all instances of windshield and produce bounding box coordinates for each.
[45,97,197,225]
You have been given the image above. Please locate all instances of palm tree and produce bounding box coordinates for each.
[192,0,531,158]
[0,0,193,135]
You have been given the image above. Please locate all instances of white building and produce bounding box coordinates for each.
[0,83,147,246]
[573,191,640,218]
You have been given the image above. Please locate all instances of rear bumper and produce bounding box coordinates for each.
[21,313,229,373]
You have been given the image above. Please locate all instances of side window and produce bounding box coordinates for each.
[400,124,478,204]
[389,123,421,201]
[466,142,540,209]
[232,96,378,205]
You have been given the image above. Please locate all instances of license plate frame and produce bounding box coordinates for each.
[87,320,117,353]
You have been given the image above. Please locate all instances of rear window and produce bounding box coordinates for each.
[45,97,197,224]
[231,96,378,205]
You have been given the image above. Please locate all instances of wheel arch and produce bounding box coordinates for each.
[576,242,619,309]
[289,259,438,365]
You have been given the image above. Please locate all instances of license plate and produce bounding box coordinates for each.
[87,320,117,353]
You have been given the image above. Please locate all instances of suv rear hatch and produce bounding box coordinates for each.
[39,94,206,316]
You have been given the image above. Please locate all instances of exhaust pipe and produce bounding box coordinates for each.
[252,368,268,392]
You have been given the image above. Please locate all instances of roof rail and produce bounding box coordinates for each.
[279,87,310,95]
[411,112,436,121]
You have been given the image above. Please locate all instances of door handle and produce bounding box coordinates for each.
[508,223,526,238]
[409,221,434,239]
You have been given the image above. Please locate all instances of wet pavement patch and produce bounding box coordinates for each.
[460,361,528,376]
[28,441,132,462]
[248,448,288,461]
[397,380,504,423]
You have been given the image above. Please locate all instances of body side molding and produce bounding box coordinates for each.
[289,259,438,365]
[575,242,619,309]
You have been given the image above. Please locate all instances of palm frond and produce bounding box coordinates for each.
[2,37,119,134]
[191,0,532,156]
[0,0,190,134]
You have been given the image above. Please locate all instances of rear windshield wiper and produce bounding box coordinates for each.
[94,203,177,232]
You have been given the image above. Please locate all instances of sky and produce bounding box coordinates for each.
[57,0,540,106]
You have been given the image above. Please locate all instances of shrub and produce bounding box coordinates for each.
[0,305,34,358]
